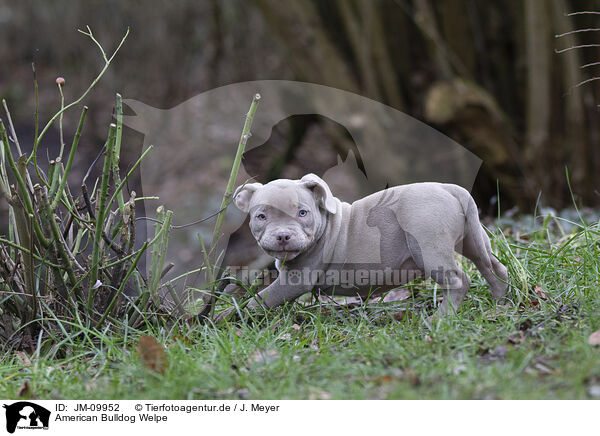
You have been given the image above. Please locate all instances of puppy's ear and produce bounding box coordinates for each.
[233,182,263,213]
[301,173,337,214]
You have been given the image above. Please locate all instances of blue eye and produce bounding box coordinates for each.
[298,210,308,217]
[256,213,266,220]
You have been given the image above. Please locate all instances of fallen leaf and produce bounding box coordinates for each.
[518,319,533,331]
[507,331,526,344]
[376,375,393,384]
[404,368,421,386]
[308,387,331,400]
[137,335,167,374]
[249,349,280,365]
[15,351,31,365]
[588,329,600,346]
[532,360,556,375]
[382,289,410,302]
[225,387,250,399]
[392,310,407,322]
[17,380,32,398]
[534,286,547,300]
[480,345,509,362]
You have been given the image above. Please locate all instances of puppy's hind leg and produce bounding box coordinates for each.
[462,226,508,301]
[427,256,471,319]
[460,195,508,301]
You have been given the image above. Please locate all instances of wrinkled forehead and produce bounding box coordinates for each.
[249,180,313,211]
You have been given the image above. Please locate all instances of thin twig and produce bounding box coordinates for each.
[580,61,600,69]
[28,27,129,166]
[555,28,600,38]
[571,77,600,89]
[566,11,600,16]
[555,44,600,53]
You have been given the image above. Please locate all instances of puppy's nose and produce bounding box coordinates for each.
[276,232,292,244]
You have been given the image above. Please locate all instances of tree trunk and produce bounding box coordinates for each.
[551,0,591,203]
[524,0,552,194]
[253,0,358,92]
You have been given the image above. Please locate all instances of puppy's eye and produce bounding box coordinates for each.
[298,209,308,217]
[256,213,266,220]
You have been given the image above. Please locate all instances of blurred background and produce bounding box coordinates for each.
[1,0,599,271]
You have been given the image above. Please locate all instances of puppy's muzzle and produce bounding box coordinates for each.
[275,232,292,245]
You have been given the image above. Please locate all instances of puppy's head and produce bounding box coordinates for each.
[233,174,337,261]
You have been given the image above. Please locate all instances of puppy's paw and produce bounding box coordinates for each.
[215,306,238,323]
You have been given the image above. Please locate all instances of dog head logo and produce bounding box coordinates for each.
[121,80,481,290]
[3,402,50,433]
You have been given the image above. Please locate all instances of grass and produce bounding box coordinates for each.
[1,213,598,399]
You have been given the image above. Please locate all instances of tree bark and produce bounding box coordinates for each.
[524,0,552,186]
[253,0,358,92]
[551,0,590,203]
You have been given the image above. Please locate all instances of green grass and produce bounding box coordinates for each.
[1,214,599,400]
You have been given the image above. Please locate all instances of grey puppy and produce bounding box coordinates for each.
[225,173,508,319]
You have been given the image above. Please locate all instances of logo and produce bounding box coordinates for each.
[2,402,50,433]
[121,80,481,292]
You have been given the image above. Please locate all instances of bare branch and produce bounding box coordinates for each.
[555,28,600,38]
[555,44,600,53]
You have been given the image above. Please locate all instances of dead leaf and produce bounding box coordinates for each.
[137,335,167,374]
[480,345,509,362]
[249,349,280,364]
[524,358,557,376]
[532,360,556,375]
[588,329,600,346]
[507,331,526,344]
[404,368,421,387]
[392,310,407,322]
[382,289,410,302]
[377,375,393,384]
[518,319,533,331]
[15,351,31,365]
[308,387,331,400]
[17,380,32,398]
[534,286,547,300]
[225,387,250,399]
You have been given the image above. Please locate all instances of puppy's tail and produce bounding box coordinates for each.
[443,185,490,256]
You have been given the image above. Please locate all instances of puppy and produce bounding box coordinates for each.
[225,174,508,319]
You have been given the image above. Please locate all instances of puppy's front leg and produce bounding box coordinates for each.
[215,271,311,322]
[246,273,310,309]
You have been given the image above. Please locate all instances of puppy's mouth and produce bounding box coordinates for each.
[262,248,301,261]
